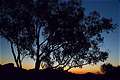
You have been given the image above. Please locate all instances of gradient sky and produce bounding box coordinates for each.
[0,0,120,74]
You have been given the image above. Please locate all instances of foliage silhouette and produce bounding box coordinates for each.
[0,0,117,70]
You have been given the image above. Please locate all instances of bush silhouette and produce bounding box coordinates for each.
[101,63,120,79]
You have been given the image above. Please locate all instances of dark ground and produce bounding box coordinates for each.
[0,63,120,80]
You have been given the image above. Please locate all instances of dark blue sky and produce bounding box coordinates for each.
[0,0,120,68]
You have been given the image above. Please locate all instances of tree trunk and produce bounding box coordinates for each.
[35,58,40,70]
[17,45,22,68]
[10,42,19,68]
[35,26,41,70]
[18,54,22,68]
[35,37,40,70]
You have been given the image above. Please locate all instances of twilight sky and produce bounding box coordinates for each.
[0,0,120,74]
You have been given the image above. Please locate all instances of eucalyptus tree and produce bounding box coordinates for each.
[0,0,116,70]
[0,0,35,68]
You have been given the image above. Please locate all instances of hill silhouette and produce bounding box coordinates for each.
[0,63,120,80]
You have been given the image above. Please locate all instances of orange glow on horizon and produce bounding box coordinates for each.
[23,63,101,74]
[68,65,101,74]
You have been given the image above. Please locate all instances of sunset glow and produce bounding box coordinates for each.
[69,65,101,74]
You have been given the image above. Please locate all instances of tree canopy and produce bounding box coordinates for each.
[0,0,116,70]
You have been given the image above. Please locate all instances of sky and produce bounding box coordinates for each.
[0,0,120,74]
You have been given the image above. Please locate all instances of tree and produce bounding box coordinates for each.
[101,63,114,74]
[101,63,120,79]
[0,0,35,68]
[0,0,116,70]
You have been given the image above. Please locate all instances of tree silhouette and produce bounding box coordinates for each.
[0,0,116,70]
[0,0,35,68]
[101,63,114,74]
[101,63,120,79]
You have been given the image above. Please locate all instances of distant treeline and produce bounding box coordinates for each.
[0,63,120,80]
